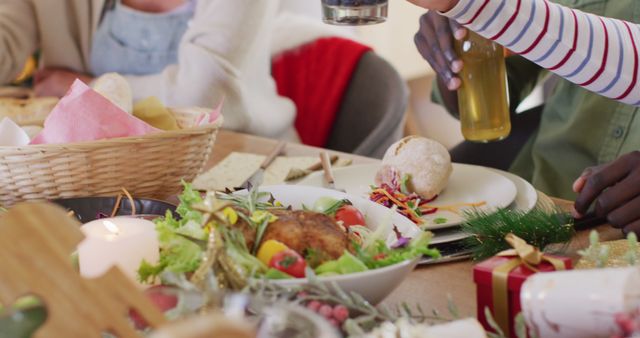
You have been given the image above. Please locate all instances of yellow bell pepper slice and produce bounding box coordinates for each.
[250,210,278,224]
[222,207,238,225]
[257,240,289,266]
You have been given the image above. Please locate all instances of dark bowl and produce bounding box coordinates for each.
[52,197,177,223]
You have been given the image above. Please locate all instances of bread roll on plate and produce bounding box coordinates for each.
[376,136,452,199]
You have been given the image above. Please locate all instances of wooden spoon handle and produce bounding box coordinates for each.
[261,141,286,169]
[307,155,338,172]
[320,152,335,185]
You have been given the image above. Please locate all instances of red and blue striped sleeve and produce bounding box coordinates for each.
[442,0,640,106]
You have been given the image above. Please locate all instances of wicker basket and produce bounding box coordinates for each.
[0,109,223,207]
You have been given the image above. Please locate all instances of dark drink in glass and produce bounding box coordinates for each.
[322,0,388,26]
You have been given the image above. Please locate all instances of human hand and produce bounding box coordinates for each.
[573,151,640,234]
[34,68,93,98]
[406,0,459,12]
[414,11,467,90]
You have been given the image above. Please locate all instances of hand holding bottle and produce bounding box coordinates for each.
[414,11,467,91]
[412,4,511,142]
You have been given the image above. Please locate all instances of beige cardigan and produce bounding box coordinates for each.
[0,0,298,138]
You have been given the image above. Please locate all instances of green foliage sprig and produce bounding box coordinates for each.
[245,274,456,336]
[484,309,537,338]
[577,231,610,268]
[578,230,640,268]
[624,232,639,266]
[461,208,575,261]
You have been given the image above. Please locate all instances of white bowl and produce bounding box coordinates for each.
[273,257,420,305]
[244,185,422,304]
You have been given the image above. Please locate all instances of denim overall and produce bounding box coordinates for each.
[90,0,195,76]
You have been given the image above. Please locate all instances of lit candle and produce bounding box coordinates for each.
[78,217,159,284]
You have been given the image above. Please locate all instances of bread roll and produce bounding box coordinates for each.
[376,136,452,199]
[91,73,133,114]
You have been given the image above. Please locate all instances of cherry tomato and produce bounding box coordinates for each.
[335,205,366,228]
[269,249,307,278]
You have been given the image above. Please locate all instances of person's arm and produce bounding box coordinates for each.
[411,0,640,106]
[122,0,280,133]
[0,0,39,85]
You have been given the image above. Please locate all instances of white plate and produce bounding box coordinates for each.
[430,227,472,245]
[298,163,517,230]
[426,168,537,245]
[487,168,538,213]
[239,185,422,304]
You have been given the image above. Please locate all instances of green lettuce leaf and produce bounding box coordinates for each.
[356,232,440,270]
[137,183,206,283]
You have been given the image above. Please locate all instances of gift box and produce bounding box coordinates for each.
[473,234,573,338]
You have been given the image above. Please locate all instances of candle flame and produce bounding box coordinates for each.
[103,220,120,235]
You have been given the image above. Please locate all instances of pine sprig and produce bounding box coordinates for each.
[461,207,575,261]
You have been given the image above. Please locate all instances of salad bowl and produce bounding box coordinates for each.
[143,184,436,306]
[239,185,425,304]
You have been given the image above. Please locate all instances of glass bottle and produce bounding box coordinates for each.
[455,31,511,142]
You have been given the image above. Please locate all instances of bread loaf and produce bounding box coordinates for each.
[0,97,58,126]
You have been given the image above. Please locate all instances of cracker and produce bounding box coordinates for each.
[192,152,318,191]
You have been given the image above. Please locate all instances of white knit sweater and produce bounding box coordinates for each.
[125,0,298,139]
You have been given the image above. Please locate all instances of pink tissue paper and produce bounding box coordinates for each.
[31,80,159,145]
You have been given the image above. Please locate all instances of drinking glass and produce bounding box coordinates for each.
[321,0,388,26]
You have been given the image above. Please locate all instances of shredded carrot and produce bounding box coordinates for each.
[370,183,487,225]
[371,188,424,224]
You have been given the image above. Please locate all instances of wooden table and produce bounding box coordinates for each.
[209,130,625,318]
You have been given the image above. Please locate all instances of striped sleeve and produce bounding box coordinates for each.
[442,0,640,106]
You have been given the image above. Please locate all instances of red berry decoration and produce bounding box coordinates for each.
[318,304,334,319]
[307,300,322,312]
[332,305,349,322]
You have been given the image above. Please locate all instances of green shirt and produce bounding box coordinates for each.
[434,0,640,200]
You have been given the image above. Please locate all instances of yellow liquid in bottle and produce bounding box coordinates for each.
[455,32,511,143]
